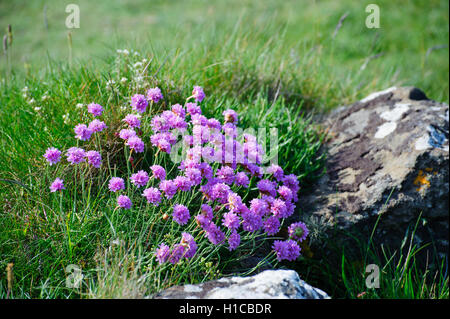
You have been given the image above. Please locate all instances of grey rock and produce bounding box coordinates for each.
[301,87,449,258]
[153,269,330,299]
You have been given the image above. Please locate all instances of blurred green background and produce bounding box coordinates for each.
[0,0,448,106]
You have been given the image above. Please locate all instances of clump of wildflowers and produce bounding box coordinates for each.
[44,83,310,270]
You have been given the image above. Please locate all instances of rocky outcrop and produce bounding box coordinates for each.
[302,87,449,258]
[153,269,330,299]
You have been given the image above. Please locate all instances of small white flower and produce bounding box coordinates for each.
[41,95,49,101]
[62,113,70,124]
[76,103,84,109]
[120,77,128,84]
[116,49,123,54]
[28,98,36,104]
[22,86,29,93]
[133,62,143,68]
[122,49,129,56]
[34,106,41,112]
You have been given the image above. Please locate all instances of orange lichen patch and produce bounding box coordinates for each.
[425,167,433,172]
[414,170,431,192]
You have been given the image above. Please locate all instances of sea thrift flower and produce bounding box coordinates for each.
[174,176,192,192]
[205,223,225,245]
[150,165,166,180]
[271,199,288,218]
[88,119,107,132]
[228,231,240,251]
[159,180,177,199]
[43,147,61,165]
[257,179,277,197]
[169,244,185,264]
[185,102,201,115]
[185,168,202,185]
[147,87,163,103]
[50,178,65,192]
[234,172,249,188]
[66,147,86,164]
[119,128,137,140]
[126,136,145,153]
[85,150,102,168]
[267,164,284,181]
[171,104,185,118]
[241,211,263,232]
[181,232,197,259]
[211,183,231,204]
[172,204,190,225]
[74,124,93,141]
[130,170,149,188]
[192,86,205,102]
[263,216,280,235]
[87,103,103,117]
[272,240,301,262]
[249,198,269,217]
[155,243,170,264]
[222,212,240,230]
[108,177,125,192]
[117,195,132,209]
[217,166,235,185]
[131,94,149,113]
[123,114,141,128]
[278,185,293,201]
[288,222,309,242]
[222,109,238,124]
[142,187,161,206]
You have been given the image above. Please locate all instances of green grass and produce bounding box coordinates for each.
[0,0,448,299]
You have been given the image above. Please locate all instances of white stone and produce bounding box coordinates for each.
[380,103,410,122]
[361,87,397,103]
[374,122,397,139]
[183,284,203,293]
[415,134,431,151]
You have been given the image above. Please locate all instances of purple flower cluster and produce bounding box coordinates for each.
[157,232,197,264]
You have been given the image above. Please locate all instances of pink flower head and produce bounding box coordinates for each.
[142,187,161,206]
[205,223,225,245]
[222,212,240,230]
[159,180,177,199]
[185,167,202,185]
[288,222,309,242]
[192,86,205,102]
[186,102,201,115]
[222,109,238,124]
[147,87,163,103]
[123,114,141,128]
[228,231,240,251]
[126,136,145,153]
[130,170,149,188]
[108,177,125,192]
[169,244,185,264]
[278,185,293,201]
[217,166,235,185]
[50,178,65,192]
[181,232,197,259]
[234,172,249,188]
[87,103,103,117]
[250,198,269,217]
[74,124,93,141]
[267,164,284,181]
[150,165,166,180]
[272,239,301,262]
[174,176,192,192]
[131,94,149,113]
[172,204,190,225]
[271,199,288,218]
[263,216,280,235]
[88,119,107,133]
[171,104,185,118]
[44,147,61,165]
[86,150,102,168]
[66,147,86,165]
[155,243,170,264]
[117,195,132,209]
[119,128,137,140]
[257,179,277,197]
